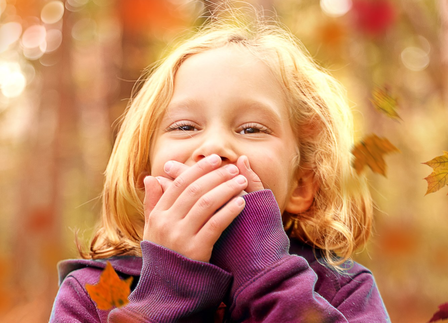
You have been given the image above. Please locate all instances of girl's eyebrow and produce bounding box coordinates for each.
[241,101,283,126]
[165,99,284,127]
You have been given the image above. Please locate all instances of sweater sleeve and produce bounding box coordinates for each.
[50,241,232,323]
[210,190,390,323]
[109,241,232,322]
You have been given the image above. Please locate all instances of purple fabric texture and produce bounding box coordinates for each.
[50,190,390,322]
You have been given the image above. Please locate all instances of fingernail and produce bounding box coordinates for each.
[224,164,239,175]
[235,175,247,184]
[243,156,250,170]
[164,161,173,173]
[235,197,245,206]
[208,154,221,165]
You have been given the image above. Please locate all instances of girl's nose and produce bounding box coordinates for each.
[192,132,238,164]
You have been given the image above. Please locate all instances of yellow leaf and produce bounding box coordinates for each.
[371,86,401,120]
[85,261,133,311]
[423,151,448,195]
[351,134,400,177]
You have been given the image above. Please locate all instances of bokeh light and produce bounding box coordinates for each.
[22,25,46,49]
[45,29,63,52]
[41,1,65,25]
[0,63,26,98]
[22,25,47,60]
[320,0,352,17]
[401,46,430,71]
[0,22,22,53]
[72,18,97,41]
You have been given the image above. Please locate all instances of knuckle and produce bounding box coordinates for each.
[198,195,213,209]
[207,218,221,233]
[173,176,184,189]
[226,178,240,189]
[215,167,228,179]
[186,183,201,196]
[196,160,208,171]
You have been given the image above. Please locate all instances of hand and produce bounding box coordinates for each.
[143,154,248,262]
[154,155,264,194]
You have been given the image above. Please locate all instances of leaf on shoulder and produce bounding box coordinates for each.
[85,261,133,311]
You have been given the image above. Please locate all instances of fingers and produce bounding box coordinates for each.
[169,163,244,219]
[236,155,264,192]
[154,176,173,192]
[162,161,190,180]
[196,196,246,251]
[156,154,223,209]
[183,173,248,233]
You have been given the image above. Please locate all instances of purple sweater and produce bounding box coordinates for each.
[50,190,390,322]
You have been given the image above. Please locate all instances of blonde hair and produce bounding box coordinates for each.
[80,8,372,268]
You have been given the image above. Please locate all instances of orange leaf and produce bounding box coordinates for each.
[351,134,400,177]
[85,261,133,311]
[423,151,448,195]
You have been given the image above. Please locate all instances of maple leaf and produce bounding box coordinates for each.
[351,134,400,177]
[428,302,448,322]
[85,261,133,311]
[423,151,448,195]
[370,86,401,120]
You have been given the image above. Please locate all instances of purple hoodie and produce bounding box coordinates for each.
[50,190,390,322]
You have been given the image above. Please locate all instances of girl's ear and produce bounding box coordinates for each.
[285,170,318,214]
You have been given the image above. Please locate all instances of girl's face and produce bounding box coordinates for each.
[150,46,299,212]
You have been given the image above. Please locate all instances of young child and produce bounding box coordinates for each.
[50,10,390,323]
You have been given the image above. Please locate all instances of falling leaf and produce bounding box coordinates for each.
[351,134,400,177]
[85,261,133,311]
[428,302,448,322]
[423,151,448,195]
[370,86,401,120]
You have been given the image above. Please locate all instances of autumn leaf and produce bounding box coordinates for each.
[370,86,401,120]
[85,261,133,311]
[428,302,448,322]
[423,151,448,195]
[351,134,400,177]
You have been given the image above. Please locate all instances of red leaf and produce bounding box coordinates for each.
[429,303,448,322]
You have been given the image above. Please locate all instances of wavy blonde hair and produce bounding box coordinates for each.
[80,8,372,268]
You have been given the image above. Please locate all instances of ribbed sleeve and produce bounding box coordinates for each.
[210,190,289,298]
[109,241,232,323]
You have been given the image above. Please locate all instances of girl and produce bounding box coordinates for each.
[50,9,390,323]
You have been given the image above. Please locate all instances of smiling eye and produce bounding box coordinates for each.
[237,123,271,135]
[167,122,198,132]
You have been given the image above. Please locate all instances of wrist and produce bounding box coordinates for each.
[210,190,290,294]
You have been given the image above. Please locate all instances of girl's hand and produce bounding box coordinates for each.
[154,155,264,194]
[236,155,264,193]
[143,154,248,263]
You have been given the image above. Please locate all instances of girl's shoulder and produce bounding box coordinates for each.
[289,238,375,302]
[57,256,142,286]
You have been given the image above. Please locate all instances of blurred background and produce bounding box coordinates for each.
[0,0,447,322]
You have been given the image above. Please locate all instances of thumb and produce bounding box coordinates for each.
[237,156,264,193]
[143,176,163,221]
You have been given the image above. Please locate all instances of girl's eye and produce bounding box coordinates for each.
[237,123,271,135]
[167,122,198,132]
